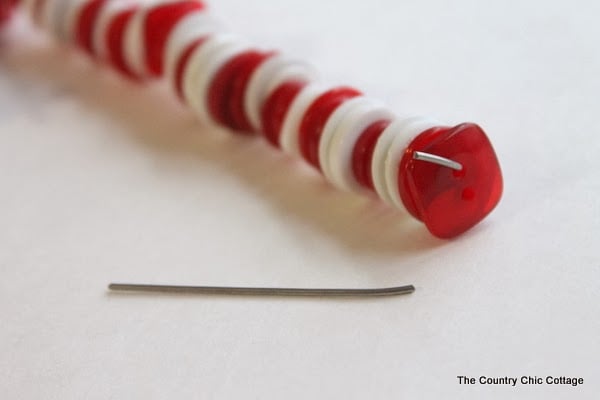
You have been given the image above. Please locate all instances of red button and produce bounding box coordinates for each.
[352,119,391,191]
[260,80,307,147]
[143,0,205,77]
[398,123,503,238]
[173,36,209,101]
[208,50,275,132]
[226,51,276,132]
[0,0,17,25]
[75,0,108,56]
[298,87,361,169]
[106,7,139,78]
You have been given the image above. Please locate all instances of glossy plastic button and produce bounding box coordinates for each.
[399,123,503,238]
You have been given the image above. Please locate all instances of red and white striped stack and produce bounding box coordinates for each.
[2,0,504,238]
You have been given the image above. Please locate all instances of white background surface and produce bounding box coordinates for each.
[1,0,598,398]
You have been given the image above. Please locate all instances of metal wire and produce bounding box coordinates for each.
[108,283,415,297]
[413,151,463,170]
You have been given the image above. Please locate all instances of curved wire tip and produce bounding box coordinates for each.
[108,283,415,297]
[413,151,463,171]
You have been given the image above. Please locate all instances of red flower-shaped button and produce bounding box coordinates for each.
[398,123,503,238]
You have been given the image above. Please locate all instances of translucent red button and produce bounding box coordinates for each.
[398,123,503,238]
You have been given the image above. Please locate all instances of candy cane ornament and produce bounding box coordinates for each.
[0,0,503,239]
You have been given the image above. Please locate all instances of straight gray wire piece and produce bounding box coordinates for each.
[108,283,415,297]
